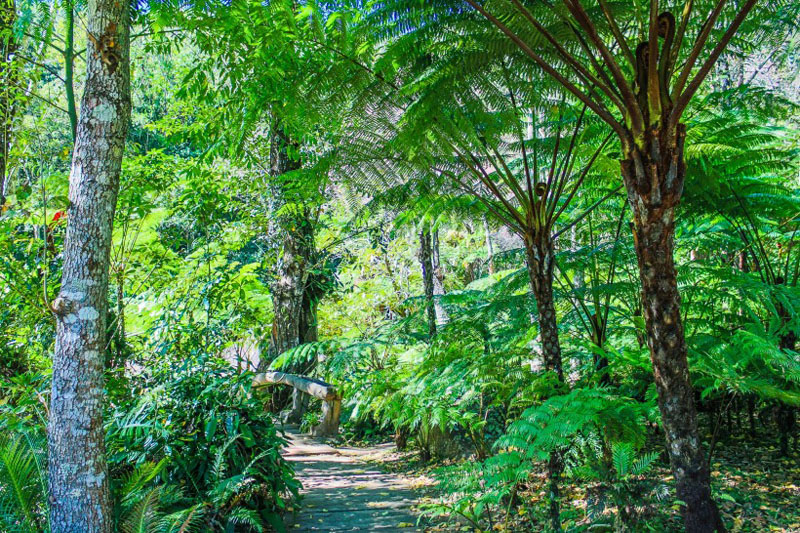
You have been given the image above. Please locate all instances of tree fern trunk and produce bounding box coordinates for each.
[48,0,130,530]
[622,127,723,533]
[523,231,564,530]
[524,233,563,381]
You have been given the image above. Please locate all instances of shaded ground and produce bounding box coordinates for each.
[283,429,426,531]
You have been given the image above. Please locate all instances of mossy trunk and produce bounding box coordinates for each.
[261,122,317,424]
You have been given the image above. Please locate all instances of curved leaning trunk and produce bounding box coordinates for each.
[523,231,564,530]
[48,0,131,531]
[622,128,723,533]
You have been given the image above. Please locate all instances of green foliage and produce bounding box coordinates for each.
[107,355,299,531]
[2,0,800,531]
[0,432,48,533]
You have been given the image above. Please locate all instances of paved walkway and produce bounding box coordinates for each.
[283,429,424,531]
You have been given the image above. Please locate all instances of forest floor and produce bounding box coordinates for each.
[283,428,428,531]
[374,431,800,532]
[281,426,800,532]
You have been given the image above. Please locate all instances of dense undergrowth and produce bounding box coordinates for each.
[1,354,299,532]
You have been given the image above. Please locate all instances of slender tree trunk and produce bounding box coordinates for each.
[523,230,564,531]
[483,215,495,275]
[590,314,611,386]
[622,127,723,533]
[113,269,125,367]
[0,0,17,207]
[419,225,437,337]
[431,228,448,325]
[48,0,130,531]
[64,0,78,141]
[777,293,796,456]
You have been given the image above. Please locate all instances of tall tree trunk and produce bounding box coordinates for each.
[264,122,310,359]
[260,121,317,424]
[0,0,17,207]
[622,127,723,533]
[418,225,436,337]
[48,0,130,531]
[523,230,564,531]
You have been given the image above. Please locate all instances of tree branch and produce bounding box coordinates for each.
[671,0,729,102]
[509,0,625,114]
[464,0,628,140]
[670,0,758,126]
[562,0,644,136]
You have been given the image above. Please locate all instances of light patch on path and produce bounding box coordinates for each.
[283,429,426,532]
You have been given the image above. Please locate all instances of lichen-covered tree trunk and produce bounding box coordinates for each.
[48,0,130,531]
[0,0,18,206]
[270,217,311,356]
[264,122,314,359]
[268,215,316,423]
[418,225,437,337]
[622,127,723,533]
[523,230,564,530]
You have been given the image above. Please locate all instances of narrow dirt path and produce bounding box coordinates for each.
[283,429,424,532]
